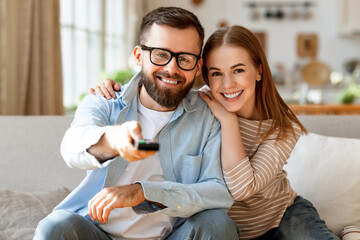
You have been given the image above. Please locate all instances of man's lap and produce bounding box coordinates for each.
[35,209,239,240]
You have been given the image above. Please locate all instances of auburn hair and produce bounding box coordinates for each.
[202,25,307,140]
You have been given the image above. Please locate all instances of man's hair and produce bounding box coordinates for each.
[139,7,204,50]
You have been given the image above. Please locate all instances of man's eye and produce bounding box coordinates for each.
[178,57,189,63]
[157,53,168,58]
[234,69,244,74]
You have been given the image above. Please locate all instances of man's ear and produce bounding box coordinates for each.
[195,57,203,77]
[133,46,142,66]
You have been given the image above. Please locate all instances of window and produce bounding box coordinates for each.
[60,0,128,108]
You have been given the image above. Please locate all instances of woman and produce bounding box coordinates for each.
[91,25,339,240]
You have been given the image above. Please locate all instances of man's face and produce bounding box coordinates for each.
[134,24,203,111]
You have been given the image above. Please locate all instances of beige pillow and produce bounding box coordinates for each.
[0,187,69,240]
[284,133,360,235]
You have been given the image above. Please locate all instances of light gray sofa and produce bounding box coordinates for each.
[0,115,359,239]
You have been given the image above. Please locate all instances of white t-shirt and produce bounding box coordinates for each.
[99,98,175,240]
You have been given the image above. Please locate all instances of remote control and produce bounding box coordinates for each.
[133,139,159,151]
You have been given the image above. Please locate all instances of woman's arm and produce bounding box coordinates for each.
[199,88,302,201]
[223,125,302,201]
[198,90,247,170]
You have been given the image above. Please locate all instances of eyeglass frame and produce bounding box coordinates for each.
[140,45,201,71]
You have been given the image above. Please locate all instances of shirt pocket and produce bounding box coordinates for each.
[179,154,203,184]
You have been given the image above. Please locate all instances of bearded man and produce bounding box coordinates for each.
[34,6,238,240]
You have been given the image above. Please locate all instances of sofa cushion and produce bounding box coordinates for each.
[0,187,70,240]
[284,133,360,236]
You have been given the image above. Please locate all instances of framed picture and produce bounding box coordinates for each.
[253,31,267,54]
[297,33,318,58]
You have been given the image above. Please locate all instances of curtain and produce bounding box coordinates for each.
[0,0,64,115]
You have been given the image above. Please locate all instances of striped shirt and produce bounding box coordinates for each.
[224,117,302,240]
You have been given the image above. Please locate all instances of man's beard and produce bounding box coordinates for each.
[140,70,194,109]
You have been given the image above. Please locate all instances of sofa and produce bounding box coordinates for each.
[0,115,359,239]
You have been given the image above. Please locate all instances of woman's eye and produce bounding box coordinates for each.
[211,72,222,77]
[234,69,244,74]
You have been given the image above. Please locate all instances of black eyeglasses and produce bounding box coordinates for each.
[141,45,200,71]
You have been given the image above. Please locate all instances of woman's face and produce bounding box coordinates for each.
[206,45,261,119]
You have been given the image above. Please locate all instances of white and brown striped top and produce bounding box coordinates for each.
[223,117,302,240]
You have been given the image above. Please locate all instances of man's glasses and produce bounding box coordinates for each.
[141,45,200,71]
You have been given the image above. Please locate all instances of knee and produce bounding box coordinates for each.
[190,209,239,239]
[34,210,85,239]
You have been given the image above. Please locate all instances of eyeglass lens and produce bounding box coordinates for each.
[151,48,197,70]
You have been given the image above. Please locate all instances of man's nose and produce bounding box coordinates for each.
[163,57,181,75]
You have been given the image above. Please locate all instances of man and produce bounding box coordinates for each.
[34,7,237,240]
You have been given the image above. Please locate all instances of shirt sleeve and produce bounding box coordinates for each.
[223,124,302,201]
[60,94,115,170]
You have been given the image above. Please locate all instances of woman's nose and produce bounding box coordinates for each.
[222,75,236,88]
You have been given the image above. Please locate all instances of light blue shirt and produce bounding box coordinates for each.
[56,72,234,220]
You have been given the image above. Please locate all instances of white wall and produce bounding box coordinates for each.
[147,0,360,74]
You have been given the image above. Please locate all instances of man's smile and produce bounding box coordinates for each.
[157,76,179,85]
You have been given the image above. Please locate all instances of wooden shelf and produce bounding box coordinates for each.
[289,104,360,115]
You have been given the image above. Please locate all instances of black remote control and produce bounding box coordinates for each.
[133,139,159,151]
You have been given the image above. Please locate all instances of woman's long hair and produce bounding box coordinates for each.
[202,25,307,140]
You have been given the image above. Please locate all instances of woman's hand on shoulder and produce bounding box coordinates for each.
[89,79,121,100]
[198,85,237,123]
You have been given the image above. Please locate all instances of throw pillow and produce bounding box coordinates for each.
[0,187,70,239]
[284,133,360,236]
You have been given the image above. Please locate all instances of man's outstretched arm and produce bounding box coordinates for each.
[87,121,155,163]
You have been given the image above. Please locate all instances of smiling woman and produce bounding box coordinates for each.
[205,45,261,119]
[198,25,341,240]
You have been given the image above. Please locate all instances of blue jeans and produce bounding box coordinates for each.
[34,209,239,240]
[253,196,340,240]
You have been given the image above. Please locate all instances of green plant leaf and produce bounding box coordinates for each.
[100,69,135,85]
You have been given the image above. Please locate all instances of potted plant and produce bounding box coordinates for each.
[100,68,136,85]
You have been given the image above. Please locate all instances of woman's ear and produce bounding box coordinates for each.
[256,64,263,81]
[133,46,142,66]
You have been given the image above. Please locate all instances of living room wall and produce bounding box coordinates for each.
[148,0,360,74]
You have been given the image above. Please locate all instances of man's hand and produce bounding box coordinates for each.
[87,121,157,162]
[89,78,120,100]
[88,183,145,224]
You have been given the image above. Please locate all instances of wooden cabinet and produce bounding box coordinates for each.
[338,0,360,36]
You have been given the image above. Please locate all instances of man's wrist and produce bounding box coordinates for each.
[134,183,144,194]
[133,183,146,202]
[135,183,166,209]
[87,131,118,163]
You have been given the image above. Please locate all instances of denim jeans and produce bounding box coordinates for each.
[253,196,340,240]
[34,209,239,240]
